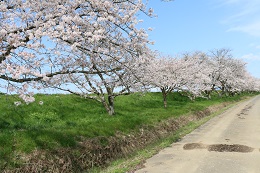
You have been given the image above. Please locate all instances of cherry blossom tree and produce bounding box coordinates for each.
[235,71,260,94]
[44,49,151,115]
[0,0,154,114]
[141,52,205,108]
[222,58,247,96]
[178,51,212,100]
[141,55,177,108]
[206,49,248,97]
[202,48,232,97]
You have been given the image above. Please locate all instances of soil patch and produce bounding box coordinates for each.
[237,104,253,119]
[183,143,207,150]
[208,144,254,153]
[183,143,254,153]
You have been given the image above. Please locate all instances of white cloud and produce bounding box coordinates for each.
[218,0,260,8]
[227,21,260,37]
[249,43,260,49]
[255,45,260,49]
[217,0,242,6]
[218,0,260,37]
[241,53,260,61]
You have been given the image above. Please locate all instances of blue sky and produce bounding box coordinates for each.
[141,0,260,78]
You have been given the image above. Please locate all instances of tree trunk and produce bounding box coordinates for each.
[205,90,211,100]
[162,91,167,108]
[100,96,115,116]
[107,95,115,115]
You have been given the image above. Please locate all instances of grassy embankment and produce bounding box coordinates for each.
[0,92,256,171]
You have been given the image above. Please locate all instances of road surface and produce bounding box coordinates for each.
[135,95,260,173]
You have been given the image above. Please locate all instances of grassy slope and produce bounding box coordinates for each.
[0,92,254,169]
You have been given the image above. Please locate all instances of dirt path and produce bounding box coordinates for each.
[135,95,260,173]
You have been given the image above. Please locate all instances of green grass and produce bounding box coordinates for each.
[0,92,257,169]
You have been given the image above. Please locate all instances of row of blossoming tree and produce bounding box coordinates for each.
[141,49,260,108]
[1,0,259,115]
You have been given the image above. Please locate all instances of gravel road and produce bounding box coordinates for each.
[135,95,260,173]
